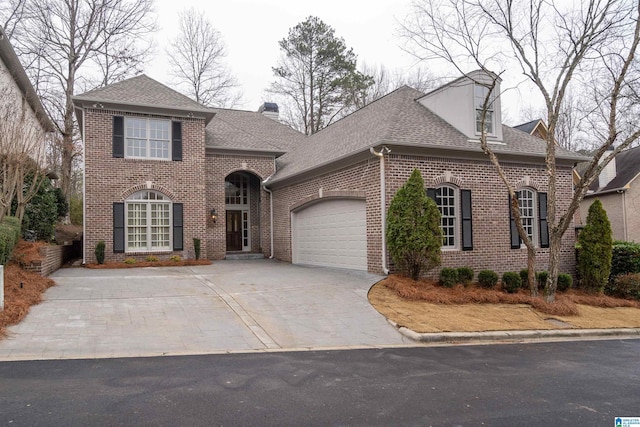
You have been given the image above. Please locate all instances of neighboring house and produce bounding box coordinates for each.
[514,119,549,141]
[581,146,640,242]
[0,26,55,160]
[74,70,582,277]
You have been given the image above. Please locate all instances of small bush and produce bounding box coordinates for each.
[536,271,549,290]
[557,273,573,292]
[193,238,201,260]
[610,242,640,280]
[519,269,529,286]
[146,255,159,262]
[0,217,21,265]
[439,268,458,288]
[456,267,474,285]
[94,241,105,265]
[478,270,498,289]
[502,272,522,293]
[169,255,181,262]
[605,273,640,300]
[124,257,137,264]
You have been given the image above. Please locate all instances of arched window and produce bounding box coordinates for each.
[428,184,474,251]
[125,190,171,251]
[435,185,458,248]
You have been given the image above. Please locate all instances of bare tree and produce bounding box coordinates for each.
[167,8,241,107]
[5,0,156,203]
[402,0,640,301]
[0,0,27,39]
[350,63,442,109]
[0,76,48,222]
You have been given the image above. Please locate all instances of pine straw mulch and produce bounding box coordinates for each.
[0,264,55,337]
[86,259,212,269]
[382,274,640,317]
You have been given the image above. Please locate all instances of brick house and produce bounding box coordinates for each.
[74,70,582,277]
[580,146,640,242]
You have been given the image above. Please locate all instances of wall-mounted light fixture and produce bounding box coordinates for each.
[210,209,218,223]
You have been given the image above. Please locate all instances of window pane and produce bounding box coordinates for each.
[517,189,535,243]
[436,186,457,248]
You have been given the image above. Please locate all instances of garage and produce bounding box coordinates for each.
[292,199,367,271]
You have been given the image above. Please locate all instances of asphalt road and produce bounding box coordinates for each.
[0,339,638,426]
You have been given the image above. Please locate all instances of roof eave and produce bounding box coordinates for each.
[72,96,216,124]
[0,28,55,132]
[205,146,286,157]
[268,140,580,187]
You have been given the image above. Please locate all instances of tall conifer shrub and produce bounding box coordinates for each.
[577,199,613,292]
[386,169,442,280]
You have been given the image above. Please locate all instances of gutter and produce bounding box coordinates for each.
[262,173,275,259]
[370,146,390,275]
[81,106,86,265]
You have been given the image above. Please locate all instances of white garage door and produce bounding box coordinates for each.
[292,199,367,271]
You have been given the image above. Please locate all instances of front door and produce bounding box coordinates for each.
[226,210,242,251]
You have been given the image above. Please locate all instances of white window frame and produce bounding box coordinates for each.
[516,188,537,247]
[225,173,251,251]
[125,117,171,160]
[474,84,495,135]
[125,190,172,252]
[435,185,459,250]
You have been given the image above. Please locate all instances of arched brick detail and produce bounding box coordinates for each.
[223,168,266,181]
[514,175,542,191]
[290,190,367,212]
[120,183,177,201]
[431,171,464,187]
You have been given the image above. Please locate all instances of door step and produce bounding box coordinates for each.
[225,253,265,260]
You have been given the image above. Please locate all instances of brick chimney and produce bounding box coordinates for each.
[258,102,279,121]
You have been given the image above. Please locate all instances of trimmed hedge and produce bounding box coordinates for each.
[439,267,458,288]
[502,272,522,293]
[557,273,573,292]
[606,273,640,300]
[457,267,474,286]
[0,216,21,265]
[610,241,640,280]
[478,270,498,289]
[536,271,549,290]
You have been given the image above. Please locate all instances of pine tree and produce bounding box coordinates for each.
[577,199,613,292]
[386,169,442,280]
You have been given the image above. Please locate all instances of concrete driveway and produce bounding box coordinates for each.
[0,260,409,360]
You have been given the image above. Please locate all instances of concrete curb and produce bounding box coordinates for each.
[386,320,640,343]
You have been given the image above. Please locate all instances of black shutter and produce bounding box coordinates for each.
[113,203,125,253]
[538,192,549,248]
[113,116,124,158]
[509,194,521,249]
[173,203,183,251]
[461,190,473,251]
[172,121,182,161]
[426,188,436,201]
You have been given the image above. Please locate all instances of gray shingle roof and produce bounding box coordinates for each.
[271,86,584,183]
[514,119,541,135]
[206,108,304,153]
[588,145,640,192]
[73,75,213,115]
[0,27,54,132]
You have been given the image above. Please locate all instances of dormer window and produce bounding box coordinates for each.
[474,84,494,135]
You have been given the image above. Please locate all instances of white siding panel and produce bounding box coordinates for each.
[292,199,367,271]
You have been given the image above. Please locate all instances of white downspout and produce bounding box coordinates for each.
[81,107,86,265]
[370,146,390,274]
[262,175,275,259]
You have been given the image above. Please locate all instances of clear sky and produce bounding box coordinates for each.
[147,0,534,123]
